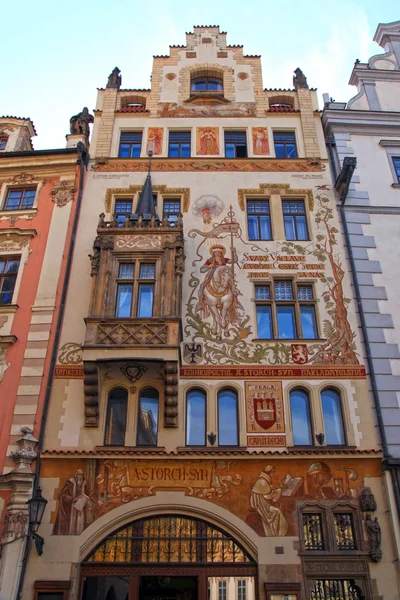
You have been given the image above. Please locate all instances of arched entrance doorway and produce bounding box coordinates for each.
[80,514,257,600]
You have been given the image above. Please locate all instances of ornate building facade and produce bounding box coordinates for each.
[0,117,88,599]
[12,26,400,600]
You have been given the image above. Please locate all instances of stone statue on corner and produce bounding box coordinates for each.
[365,514,382,562]
[69,107,94,138]
[293,67,308,90]
[107,67,122,89]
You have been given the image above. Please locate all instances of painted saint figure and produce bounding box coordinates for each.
[250,465,289,536]
[198,128,219,155]
[195,245,243,339]
[147,127,163,155]
[252,128,269,155]
[54,469,100,535]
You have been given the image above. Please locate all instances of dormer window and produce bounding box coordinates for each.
[191,76,223,92]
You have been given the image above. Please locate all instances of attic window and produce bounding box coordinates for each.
[270,103,293,108]
[191,76,223,92]
[0,136,8,151]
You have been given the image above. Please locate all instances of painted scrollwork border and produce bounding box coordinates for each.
[237,183,314,212]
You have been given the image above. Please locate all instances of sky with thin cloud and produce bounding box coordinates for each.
[1,0,398,149]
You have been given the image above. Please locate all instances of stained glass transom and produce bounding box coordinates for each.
[85,515,255,565]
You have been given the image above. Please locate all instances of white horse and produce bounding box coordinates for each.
[200,266,242,339]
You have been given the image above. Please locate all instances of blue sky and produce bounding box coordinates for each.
[1,0,398,149]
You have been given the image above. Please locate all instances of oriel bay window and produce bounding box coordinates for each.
[255,281,318,340]
[115,262,156,318]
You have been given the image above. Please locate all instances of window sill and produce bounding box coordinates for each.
[95,445,166,451]
[0,304,18,314]
[177,446,247,452]
[0,208,37,217]
[287,445,356,451]
[391,183,400,188]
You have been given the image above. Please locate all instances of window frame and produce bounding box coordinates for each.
[393,156,400,183]
[254,279,319,340]
[273,130,298,158]
[34,580,71,600]
[217,387,239,447]
[118,131,143,158]
[289,387,314,447]
[321,387,346,447]
[114,197,134,226]
[282,199,309,241]
[299,504,361,556]
[186,388,207,447]
[114,260,157,318]
[3,186,37,211]
[379,139,400,186]
[246,198,273,241]
[191,76,223,92]
[224,130,248,158]
[163,197,181,224]
[0,136,8,151]
[168,130,191,158]
[104,387,128,446]
[136,386,159,447]
[0,256,21,306]
[237,578,247,600]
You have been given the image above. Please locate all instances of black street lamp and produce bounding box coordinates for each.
[27,486,47,555]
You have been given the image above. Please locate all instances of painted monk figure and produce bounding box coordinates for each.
[54,469,100,535]
[250,465,288,536]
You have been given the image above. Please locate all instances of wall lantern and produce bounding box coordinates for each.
[27,486,48,555]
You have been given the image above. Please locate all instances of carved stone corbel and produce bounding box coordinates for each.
[164,361,178,427]
[9,427,38,473]
[84,362,99,426]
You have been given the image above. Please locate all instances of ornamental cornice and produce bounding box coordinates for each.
[104,184,190,213]
[0,228,36,251]
[322,108,400,135]
[349,66,400,86]
[237,183,314,211]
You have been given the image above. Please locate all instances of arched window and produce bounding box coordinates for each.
[321,388,345,445]
[104,388,128,446]
[186,389,206,446]
[191,76,223,92]
[137,387,159,446]
[290,389,312,446]
[218,389,239,446]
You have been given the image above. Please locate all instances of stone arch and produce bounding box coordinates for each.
[179,63,234,102]
[78,491,260,563]
[118,92,149,110]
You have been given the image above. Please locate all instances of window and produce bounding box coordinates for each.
[237,580,247,600]
[333,513,356,550]
[34,581,70,600]
[321,388,345,445]
[393,157,400,183]
[225,131,247,158]
[310,579,362,600]
[282,200,309,240]
[218,581,227,600]
[302,513,324,550]
[4,188,36,210]
[137,388,159,446]
[163,198,181,224]
[247,200,272,240]
[0,136,8,150]
[118,132,142,158]
[115,262,156,318]
[255,281,318,340]
[290,389,313,445]
[186,389,206,446]
[0,257,20,305]
[273,131,297,158]
[191,76,223,92]
[168,131,191,158]
[114,198,133,226]
[217,389,239,446]
[104,388,128,446]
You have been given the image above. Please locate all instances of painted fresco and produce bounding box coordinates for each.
[252,127,269,155]
[146,127,163,155]
[158,102,257,118]
[196,127,219,155]
[184,189,359,366]
[47,458,381,537]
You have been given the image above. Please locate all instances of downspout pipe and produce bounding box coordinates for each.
[335,154,400,520]
[15,142,88,600]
